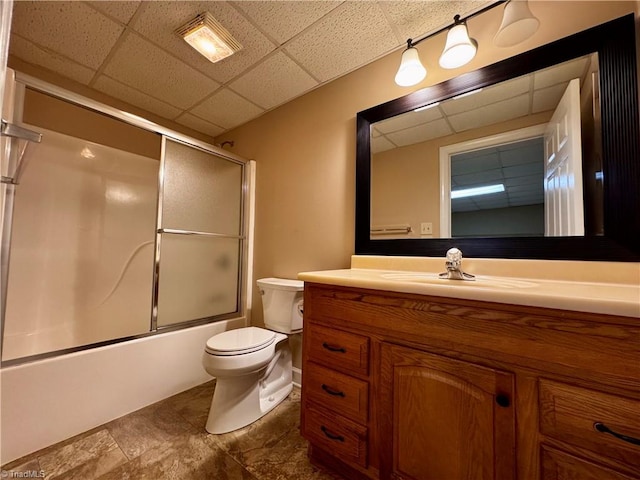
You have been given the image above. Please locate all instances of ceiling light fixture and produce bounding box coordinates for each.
[176,12,242,64]
[395,42,427,87]
[494,0,540,47]
[394,0,539,87]
[439,15,477,69]
[451,183,505,199]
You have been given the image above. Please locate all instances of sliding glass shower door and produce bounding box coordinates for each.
[1,81,250,364]
[155,139,244,327]
[2,124,159,361]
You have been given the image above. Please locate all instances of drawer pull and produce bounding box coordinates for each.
[496,394,510,408]
[321,426,345,442]
[321,384,346,397]
[322,342,346,353]
[594,422,640,446]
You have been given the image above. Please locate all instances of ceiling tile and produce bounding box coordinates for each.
[503,162,542,178]
[505,174,542,187]
[86,1,141,25]
[375,106,442,134]
[11,1,124,69]
[534,56,589,90]
[190,88,263,130]
[441,76,530,116]
[285,2,398,82]
[454,168,503,185]
[235,1,341,44]
[448,94,530,132]
[93,75,182,119]
[452,153,501,175]
[509,184,543,194]
[498,137,542,153]
[8,35,96,84]
[380,1,487,41]
[532,83,566,113]
[132,1,277,84]
[499,144,543,167]
[229,52,318,110]
[371,135,397,154]
[103,32,219,110]
[175,113,225,138]
[387,118,452,146]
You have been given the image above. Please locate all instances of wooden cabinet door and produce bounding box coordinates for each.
[380,343,515,480]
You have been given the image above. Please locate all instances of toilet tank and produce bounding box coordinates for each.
[257,278,304,334]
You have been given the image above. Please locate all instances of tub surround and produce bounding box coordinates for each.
[298,255,640,318]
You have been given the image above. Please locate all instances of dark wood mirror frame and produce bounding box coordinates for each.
[356,14,639,261]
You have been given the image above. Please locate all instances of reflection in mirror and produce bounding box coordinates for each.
[370,53,601,240]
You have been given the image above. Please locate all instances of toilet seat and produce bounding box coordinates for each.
[205,327,276,356]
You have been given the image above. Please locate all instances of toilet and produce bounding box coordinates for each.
[202,277,304,434]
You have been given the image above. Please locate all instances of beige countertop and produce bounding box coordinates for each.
[298,256,640,318]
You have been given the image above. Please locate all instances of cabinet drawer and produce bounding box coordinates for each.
[304,362,368,424]
[307,324,369,376]
[541,446,636,480]
[539,379,640,470]
[302,402,368,468]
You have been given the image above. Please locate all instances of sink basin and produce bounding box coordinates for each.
[380,272,538,289]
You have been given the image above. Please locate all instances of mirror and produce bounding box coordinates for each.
[371,53,600,240]
[356,14,639,261]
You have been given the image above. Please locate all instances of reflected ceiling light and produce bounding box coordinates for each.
[395,42,427,87]
[394,1,540,86]
[451,183,505,199]
[414,102,440,112]
[176,12,242,64]
[439,15,477,69]
[494,0,540,47]
[80,147,95,159]
[452,88,483,100]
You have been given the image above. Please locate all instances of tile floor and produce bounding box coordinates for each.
[2,381,340,480]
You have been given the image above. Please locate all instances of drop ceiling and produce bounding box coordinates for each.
[371,55,592,154]
[8,0,489,139]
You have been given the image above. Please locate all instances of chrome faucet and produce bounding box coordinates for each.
[439,248,475,281]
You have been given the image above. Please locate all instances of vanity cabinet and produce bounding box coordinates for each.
[301,323,373,476]
[380,344,516,479]
[300,282,640,480]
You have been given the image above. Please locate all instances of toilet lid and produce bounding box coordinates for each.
[205,327,276,356]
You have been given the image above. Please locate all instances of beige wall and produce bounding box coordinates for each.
[23,88,161,159]
[216,2,637,327]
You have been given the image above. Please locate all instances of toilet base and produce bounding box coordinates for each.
[205,341,292,434]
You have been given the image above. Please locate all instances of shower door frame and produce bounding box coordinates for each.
[0,73,253,366]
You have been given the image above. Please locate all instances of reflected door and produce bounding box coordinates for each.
[156,139,244,327]
[544,78,585,236]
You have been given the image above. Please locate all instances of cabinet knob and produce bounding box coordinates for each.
[495,394,510,408]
